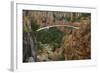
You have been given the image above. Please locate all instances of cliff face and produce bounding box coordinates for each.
[23,10,91,62]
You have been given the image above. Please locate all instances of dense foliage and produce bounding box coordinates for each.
[36,27,65,49]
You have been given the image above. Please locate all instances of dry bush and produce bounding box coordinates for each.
[63,21,91,60]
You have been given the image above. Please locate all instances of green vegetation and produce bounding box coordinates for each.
[36,27,65,50]
[30,19,40,31]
